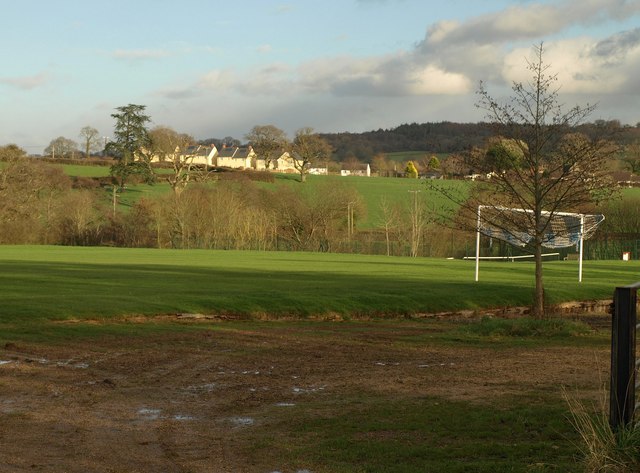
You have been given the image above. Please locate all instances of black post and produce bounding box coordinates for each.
[610,285,638,429]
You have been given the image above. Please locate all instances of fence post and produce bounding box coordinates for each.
[610,285,638,430]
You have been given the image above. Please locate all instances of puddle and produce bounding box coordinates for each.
[275,402,296,407]
[173,414,195,421]
[418,363,456,368]
[0,361,12,366]
[271,470,312,473]
[375,362,400,366]
[292,385,326,395]
[1,399,16,413]
[185,383,217,393]
[138,408,162,420]
[56,361,89,369]
[229,416,254,427]
[137,408,195,422]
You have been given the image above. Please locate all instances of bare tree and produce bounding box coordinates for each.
[148,126,204,196]
[371,153,390,177]
[378,197,400,256]
[45,136,78,159]
[290,127,332,183]
[622,140,640,174]
[79,126,101,159]
[0,158,71,243]
[440,44,617,318]
[440,153,469,178]
[245,125,288,170]
[407,190,426,257]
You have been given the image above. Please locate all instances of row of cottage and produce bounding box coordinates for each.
[151,144,371,176]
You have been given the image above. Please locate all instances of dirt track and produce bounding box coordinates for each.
[0,319,609,472]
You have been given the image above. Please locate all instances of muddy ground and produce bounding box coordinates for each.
[0,317,610,472]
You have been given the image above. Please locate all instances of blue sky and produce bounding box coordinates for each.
[1,0,639,153]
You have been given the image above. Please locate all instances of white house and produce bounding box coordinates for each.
[216,146,257,169]
[181,145,218,167]
[255,151,292,171]
[269,152,297,173]
[149,144,217,167]
[341,163,371,177]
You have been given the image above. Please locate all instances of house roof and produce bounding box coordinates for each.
[183,145,214,156]
[218,146,253,159]
[341,163,370,171]
[612,171,640,182]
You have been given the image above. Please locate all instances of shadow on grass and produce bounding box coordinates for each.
[0,259,536,323]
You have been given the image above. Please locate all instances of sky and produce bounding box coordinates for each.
[1,0,640,153]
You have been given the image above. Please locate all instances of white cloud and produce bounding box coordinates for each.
[503,30,640,94]
[424,0,640,46]
[151,0,640,134]
[165,51,472,100]
[196,69,236,91]
[111,49,171,61]
[256,44,273,54]
[0,72,51,90]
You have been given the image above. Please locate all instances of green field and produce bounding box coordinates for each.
[52,162,470,228]
[60,163,112,177]
[5,160,635,472]
[1,245,636,325]
[118,173,467,228]
[1,245,629,471]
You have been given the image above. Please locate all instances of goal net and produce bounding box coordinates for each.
[474,206,605,282]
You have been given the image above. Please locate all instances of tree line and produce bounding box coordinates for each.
[317,120,640,162]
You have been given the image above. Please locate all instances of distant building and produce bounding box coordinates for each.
[309,166,328,175]
[181,145,218,167]
[216,146,256,169]
[341,163,371,177]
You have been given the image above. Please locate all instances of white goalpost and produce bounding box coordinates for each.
[474,205,605,282]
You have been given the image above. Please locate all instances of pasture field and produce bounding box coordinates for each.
[0,245,624,471]
[54,162,470,228]
[315,175,467,228]
[60,163,112,177]
[59,163,174,178]
[118,173,469,229]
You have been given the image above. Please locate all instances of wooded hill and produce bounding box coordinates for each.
[317,120,640,162]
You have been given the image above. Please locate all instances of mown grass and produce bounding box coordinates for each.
[1,245,636,327]
[245,393,582,472]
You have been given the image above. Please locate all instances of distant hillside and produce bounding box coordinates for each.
[319,120,640,162]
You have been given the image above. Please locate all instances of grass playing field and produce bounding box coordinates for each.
[1,245,627,471]
[1,245,637,325]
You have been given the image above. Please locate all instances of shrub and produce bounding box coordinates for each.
[564,388,640,472]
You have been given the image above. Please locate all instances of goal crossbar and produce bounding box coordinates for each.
[474,206,605,282]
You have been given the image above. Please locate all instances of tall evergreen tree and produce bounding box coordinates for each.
[106,104,153,188]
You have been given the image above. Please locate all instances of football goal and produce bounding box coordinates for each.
[474,205,605,282]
